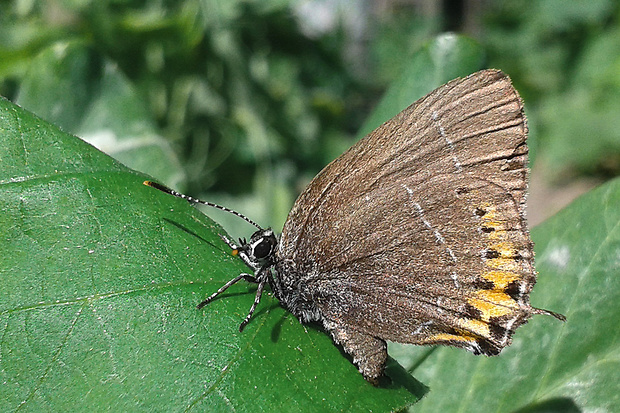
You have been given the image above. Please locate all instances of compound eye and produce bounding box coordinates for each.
[252,238,273,259]
[247,229,277,260]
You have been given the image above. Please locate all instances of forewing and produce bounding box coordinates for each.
[277,69,533,354]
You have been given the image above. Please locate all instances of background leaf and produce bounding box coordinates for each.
[391,178,620,412]
[0,98,424,411]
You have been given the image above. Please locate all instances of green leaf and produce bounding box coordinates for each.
[15,41,184,188]
[0,97,424,411]
[395,178,620,412]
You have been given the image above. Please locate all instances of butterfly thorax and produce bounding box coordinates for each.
[272,258,324,324]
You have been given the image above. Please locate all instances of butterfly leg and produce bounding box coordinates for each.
[219,233,238,249]
[238,268,269,332]
[197,272,257,309]
[205,234,273,331]
[323,320,387,384]
[220,234,260,271]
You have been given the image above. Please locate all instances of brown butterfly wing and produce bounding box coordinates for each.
[277,69,534,354]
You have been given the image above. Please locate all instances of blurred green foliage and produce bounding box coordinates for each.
[1,0,619,225]
[483,0,620,180]
[0,0,365,234]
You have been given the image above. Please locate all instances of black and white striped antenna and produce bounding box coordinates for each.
[143,181,262,230]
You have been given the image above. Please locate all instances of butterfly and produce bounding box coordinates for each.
[145,69,565,383]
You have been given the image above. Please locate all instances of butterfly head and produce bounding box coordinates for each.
[241,228,278,266]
